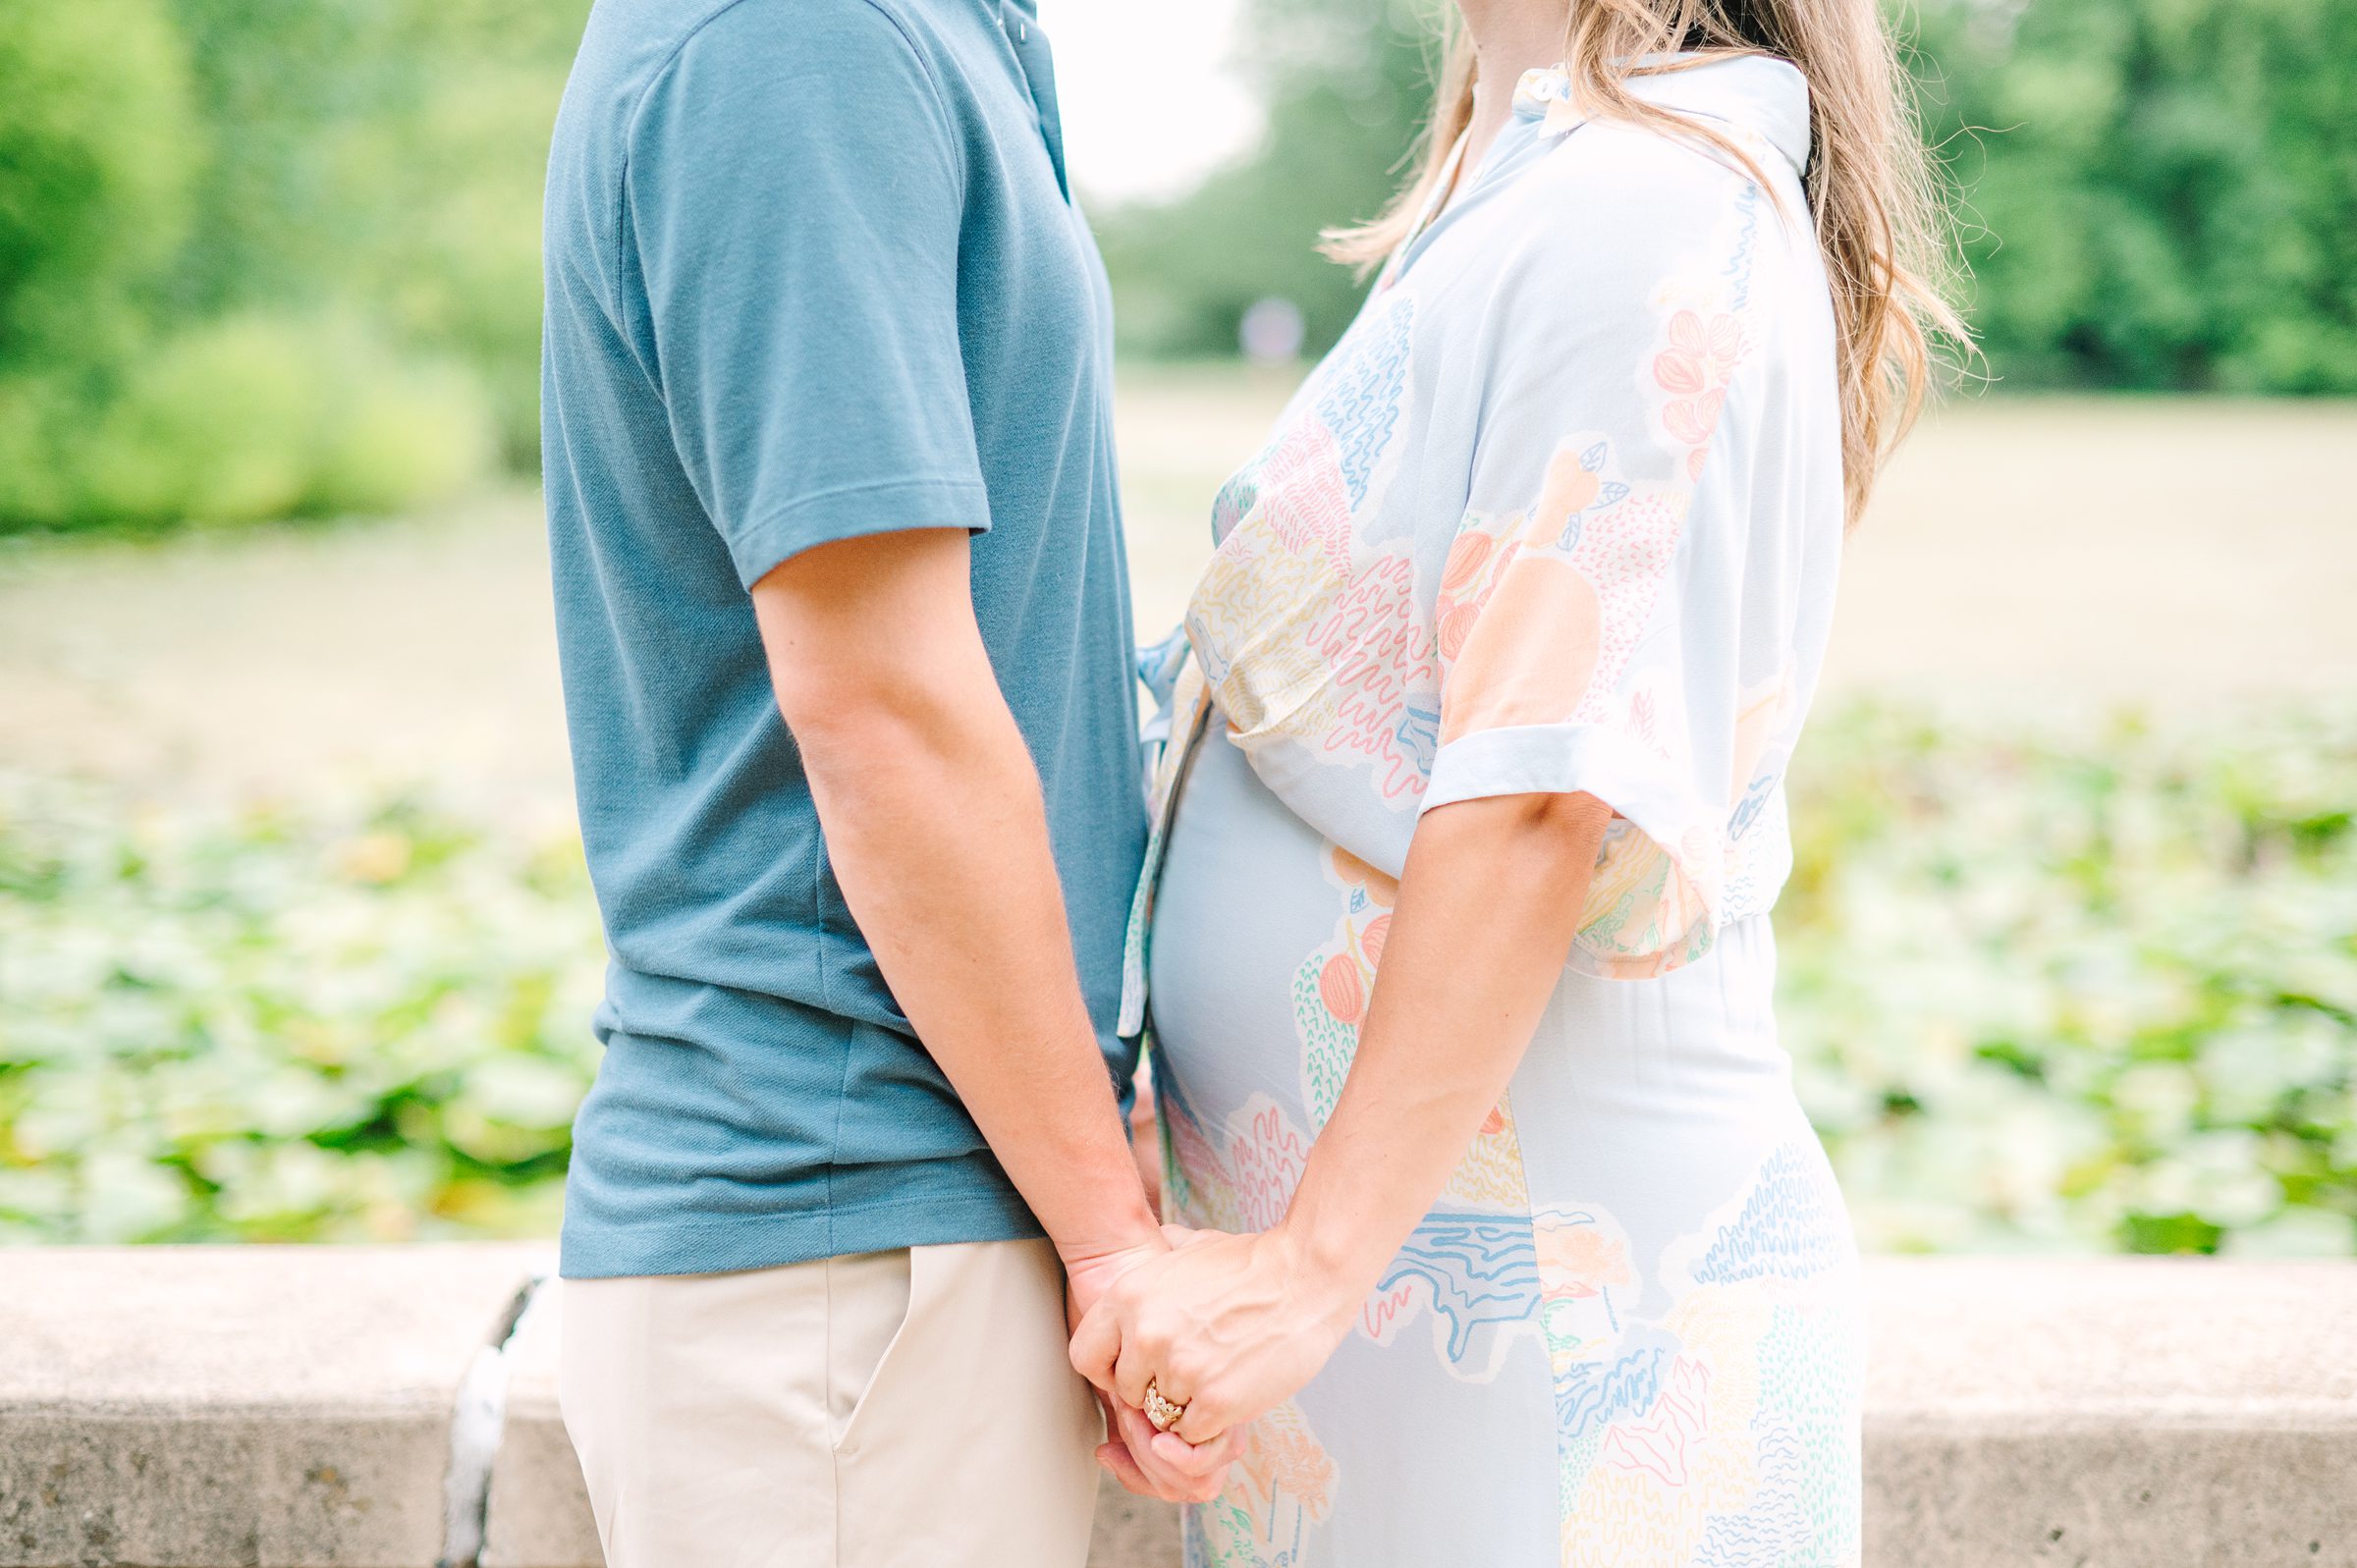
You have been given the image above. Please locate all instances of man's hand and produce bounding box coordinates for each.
[754,529,1231,1495]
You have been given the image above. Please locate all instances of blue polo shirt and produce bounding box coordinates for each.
[541,0,1144,1277]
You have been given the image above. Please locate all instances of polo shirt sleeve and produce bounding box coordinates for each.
[625,0,988,589]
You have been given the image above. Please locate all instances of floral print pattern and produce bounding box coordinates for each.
[1124,56,1839,997]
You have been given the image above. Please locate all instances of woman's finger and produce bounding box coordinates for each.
[1147,1351,1194,1409]
[1091,1391,1176,1500]
[1172,1386,1238,1447]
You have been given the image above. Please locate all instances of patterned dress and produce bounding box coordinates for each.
[1126,56,1864,1567]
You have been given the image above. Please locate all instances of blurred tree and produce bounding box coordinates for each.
[0,0,197,374]
[1101,0,2357,394]
[1098,0,1439,358]
[166,0,581,461]
[0,0,202,524]
[1915,0,2357,391]
[0,0,588,531]
[164,0,402,320]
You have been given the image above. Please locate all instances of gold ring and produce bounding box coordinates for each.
[1142,1379,1187,1433]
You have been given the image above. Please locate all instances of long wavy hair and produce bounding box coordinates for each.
[1325,0,1969,526]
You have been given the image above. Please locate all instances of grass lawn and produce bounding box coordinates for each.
[3,380,2350,820]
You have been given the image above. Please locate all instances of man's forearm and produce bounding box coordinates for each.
[757,525,1236,1499]
[794,686,1158,1263]
[749,527,1156,1267]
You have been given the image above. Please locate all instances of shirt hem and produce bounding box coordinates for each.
[726,475,993,590]
[557,1186,1046,1279]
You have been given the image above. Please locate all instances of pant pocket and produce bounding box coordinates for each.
[831,1239,1101,1568]
[829,1247,916,1453]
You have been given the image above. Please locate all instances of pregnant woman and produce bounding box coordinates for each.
[1070,0,1962,1562]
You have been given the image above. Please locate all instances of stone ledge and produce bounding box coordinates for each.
[0,1245,541,1568]
[480,1284,583,1568]
[2,1251,2352,1567]
[486,1257,2357,1568]
[1860,1258,2357,1566]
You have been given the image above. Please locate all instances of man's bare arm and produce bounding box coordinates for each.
[750,526,1158,1271]
[750,527,1238,1499]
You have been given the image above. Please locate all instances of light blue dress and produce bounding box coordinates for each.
[1132,55,1865,1567]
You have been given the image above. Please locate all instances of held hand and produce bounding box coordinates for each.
[1068,1223,1359,1446]
[1062,1235,1243,1503]
[1091,1390,1248,1504]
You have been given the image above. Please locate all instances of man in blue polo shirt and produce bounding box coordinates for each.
[539,1,1234,1560]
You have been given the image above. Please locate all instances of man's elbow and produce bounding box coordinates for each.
[769,658,973,769]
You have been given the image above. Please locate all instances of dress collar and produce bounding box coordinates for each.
[1512,53,1813,178]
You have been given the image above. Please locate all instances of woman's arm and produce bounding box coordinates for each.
[1069,787,1613,1444]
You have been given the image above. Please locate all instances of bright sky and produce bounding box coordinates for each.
[1048,0,1264,204]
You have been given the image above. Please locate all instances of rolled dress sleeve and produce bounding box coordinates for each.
[626,0,988,587]
[1424,134,1810,976]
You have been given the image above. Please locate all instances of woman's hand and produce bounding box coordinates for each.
[1063,1235,1244,1502]
[1068,1223,1360,1446]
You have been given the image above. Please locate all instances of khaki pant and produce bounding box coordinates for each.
[560,1238,1103,1568]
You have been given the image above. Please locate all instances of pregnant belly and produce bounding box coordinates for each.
[1146,725,1386,1136]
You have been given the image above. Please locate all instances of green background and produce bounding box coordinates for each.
[2,0,2354,531]
[0,0,2349,1257]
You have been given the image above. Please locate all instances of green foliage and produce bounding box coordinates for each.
[1782,705,2357,1254]
[1103,0,2357,392]
[81,313,493,526]
[0,0,588,534]
[164,0,584,463]
[0,781,604,1241]
[1914,0,2357,391]
[0,0,198,373]
[0,313,492,531]
[2,704,2351,1253]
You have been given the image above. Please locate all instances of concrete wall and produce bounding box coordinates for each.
[2,1248,2351,1566]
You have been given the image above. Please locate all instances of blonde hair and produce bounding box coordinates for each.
[1327,0,1970,526]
